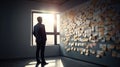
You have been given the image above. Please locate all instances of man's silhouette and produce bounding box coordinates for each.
[33,17,48,67]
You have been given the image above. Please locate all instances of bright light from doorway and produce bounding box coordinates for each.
[32,12,60,46]
[33,13,55,32]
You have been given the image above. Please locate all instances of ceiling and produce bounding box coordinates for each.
[30,0,72,5]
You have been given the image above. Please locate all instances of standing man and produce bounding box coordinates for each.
[33,17,48,67]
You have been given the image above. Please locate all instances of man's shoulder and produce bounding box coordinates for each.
[41,24,45,26]
[34,24,38,28]
[34,23,45,28]
[41,24,45,27]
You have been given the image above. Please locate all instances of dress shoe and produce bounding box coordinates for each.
[42,62,48,65]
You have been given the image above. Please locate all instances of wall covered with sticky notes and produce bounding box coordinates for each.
[60,0,120,67]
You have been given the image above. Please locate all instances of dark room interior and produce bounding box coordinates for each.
[0,0,120,67]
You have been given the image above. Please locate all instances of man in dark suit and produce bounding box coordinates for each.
[33,16,48,67]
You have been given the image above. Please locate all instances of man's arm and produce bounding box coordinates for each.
[41,24,47,41]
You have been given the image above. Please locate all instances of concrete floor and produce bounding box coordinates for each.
[0,57,105,67]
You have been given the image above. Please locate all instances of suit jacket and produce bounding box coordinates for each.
[33,23,47,43]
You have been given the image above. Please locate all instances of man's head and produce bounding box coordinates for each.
[37,17,42,24]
